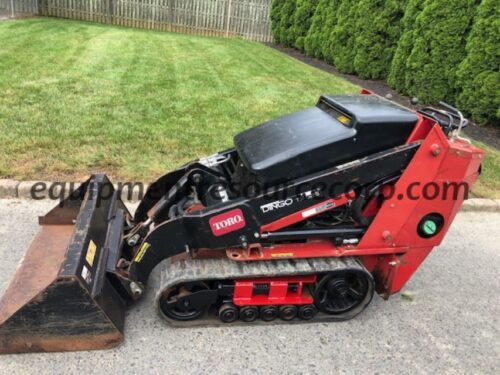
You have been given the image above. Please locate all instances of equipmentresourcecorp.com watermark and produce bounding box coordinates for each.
[28,180,470,206]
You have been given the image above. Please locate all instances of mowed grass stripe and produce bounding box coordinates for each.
[0,18,357,180]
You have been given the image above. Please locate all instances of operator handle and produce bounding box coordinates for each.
[438,101,469,131]
[418,101,468,137]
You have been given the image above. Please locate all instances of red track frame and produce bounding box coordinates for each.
[233,275,316,306]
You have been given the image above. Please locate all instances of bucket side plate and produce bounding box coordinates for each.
[0,174,128,354]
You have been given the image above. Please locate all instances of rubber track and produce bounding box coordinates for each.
[152,257,373,327]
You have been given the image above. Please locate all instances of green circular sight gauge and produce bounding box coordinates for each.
[422,220,437,236]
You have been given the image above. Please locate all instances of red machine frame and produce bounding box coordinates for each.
[227,91,484,298]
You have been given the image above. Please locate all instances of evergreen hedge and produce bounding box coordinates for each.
[320,0,341,63]
[456,0,500,126]
[270,0,286,45]
[270,0,499,126]
[272,0,297,47]
[404,0,477,103]
[387,0,424,92]
[353,0,407,80]
[328,0,359,74]
[291,0,319,52]
[303,0,333,58]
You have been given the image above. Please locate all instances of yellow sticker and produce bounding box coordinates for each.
[270,252,294,258]
[86,240,97,267]
[133,242,150,263]
[337,115,350,125]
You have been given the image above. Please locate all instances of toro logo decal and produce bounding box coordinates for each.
[209,209,246,237]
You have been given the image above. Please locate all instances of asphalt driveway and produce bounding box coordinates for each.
[0,199,498,374]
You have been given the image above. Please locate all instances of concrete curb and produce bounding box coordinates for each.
[460,198,500,213]
[0,179,149,203]
[0,179,498,211]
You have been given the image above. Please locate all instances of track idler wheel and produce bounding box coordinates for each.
[240,306,258,322]
[158,282,211,321]
[259,305,278,321]
[219,303,239,323]
[279,305,298,321]
[313,269,374,320]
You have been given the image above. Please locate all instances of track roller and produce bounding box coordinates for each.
[298,304,317,320]
[279,305,298,321]
[219,303,239,323]
[260,306,278,322]
[240,306,259,322]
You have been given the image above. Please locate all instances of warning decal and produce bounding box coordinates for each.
[86,240,97,267]
[81,265,92,285]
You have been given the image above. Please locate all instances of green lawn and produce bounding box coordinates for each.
[0,18,357,181]
[470,141,500,199]
[0,18,497,199]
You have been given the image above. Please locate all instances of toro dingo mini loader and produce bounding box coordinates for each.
[0,90,484,353]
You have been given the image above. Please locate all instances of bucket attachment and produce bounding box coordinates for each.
[0,175,130,354]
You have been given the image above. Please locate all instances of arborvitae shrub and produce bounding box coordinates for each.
[303,0,330,58]
[320,0,341,63]
[292,0,319,52]
[328,0,360,74]
[456,0,500,126]
[404,0,477,103]
[353,0,407,80]
[278,0,298,47]
[387,0,424,92]
[271,0,493,123]
[270,0,287,44]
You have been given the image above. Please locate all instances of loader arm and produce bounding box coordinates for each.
[128,142,420,285]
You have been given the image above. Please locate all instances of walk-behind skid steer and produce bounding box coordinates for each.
[0,90,484,353]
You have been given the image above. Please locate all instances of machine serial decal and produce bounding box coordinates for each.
[85,240,97,267]
[301,202,336,219]
[209,209,246,237]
